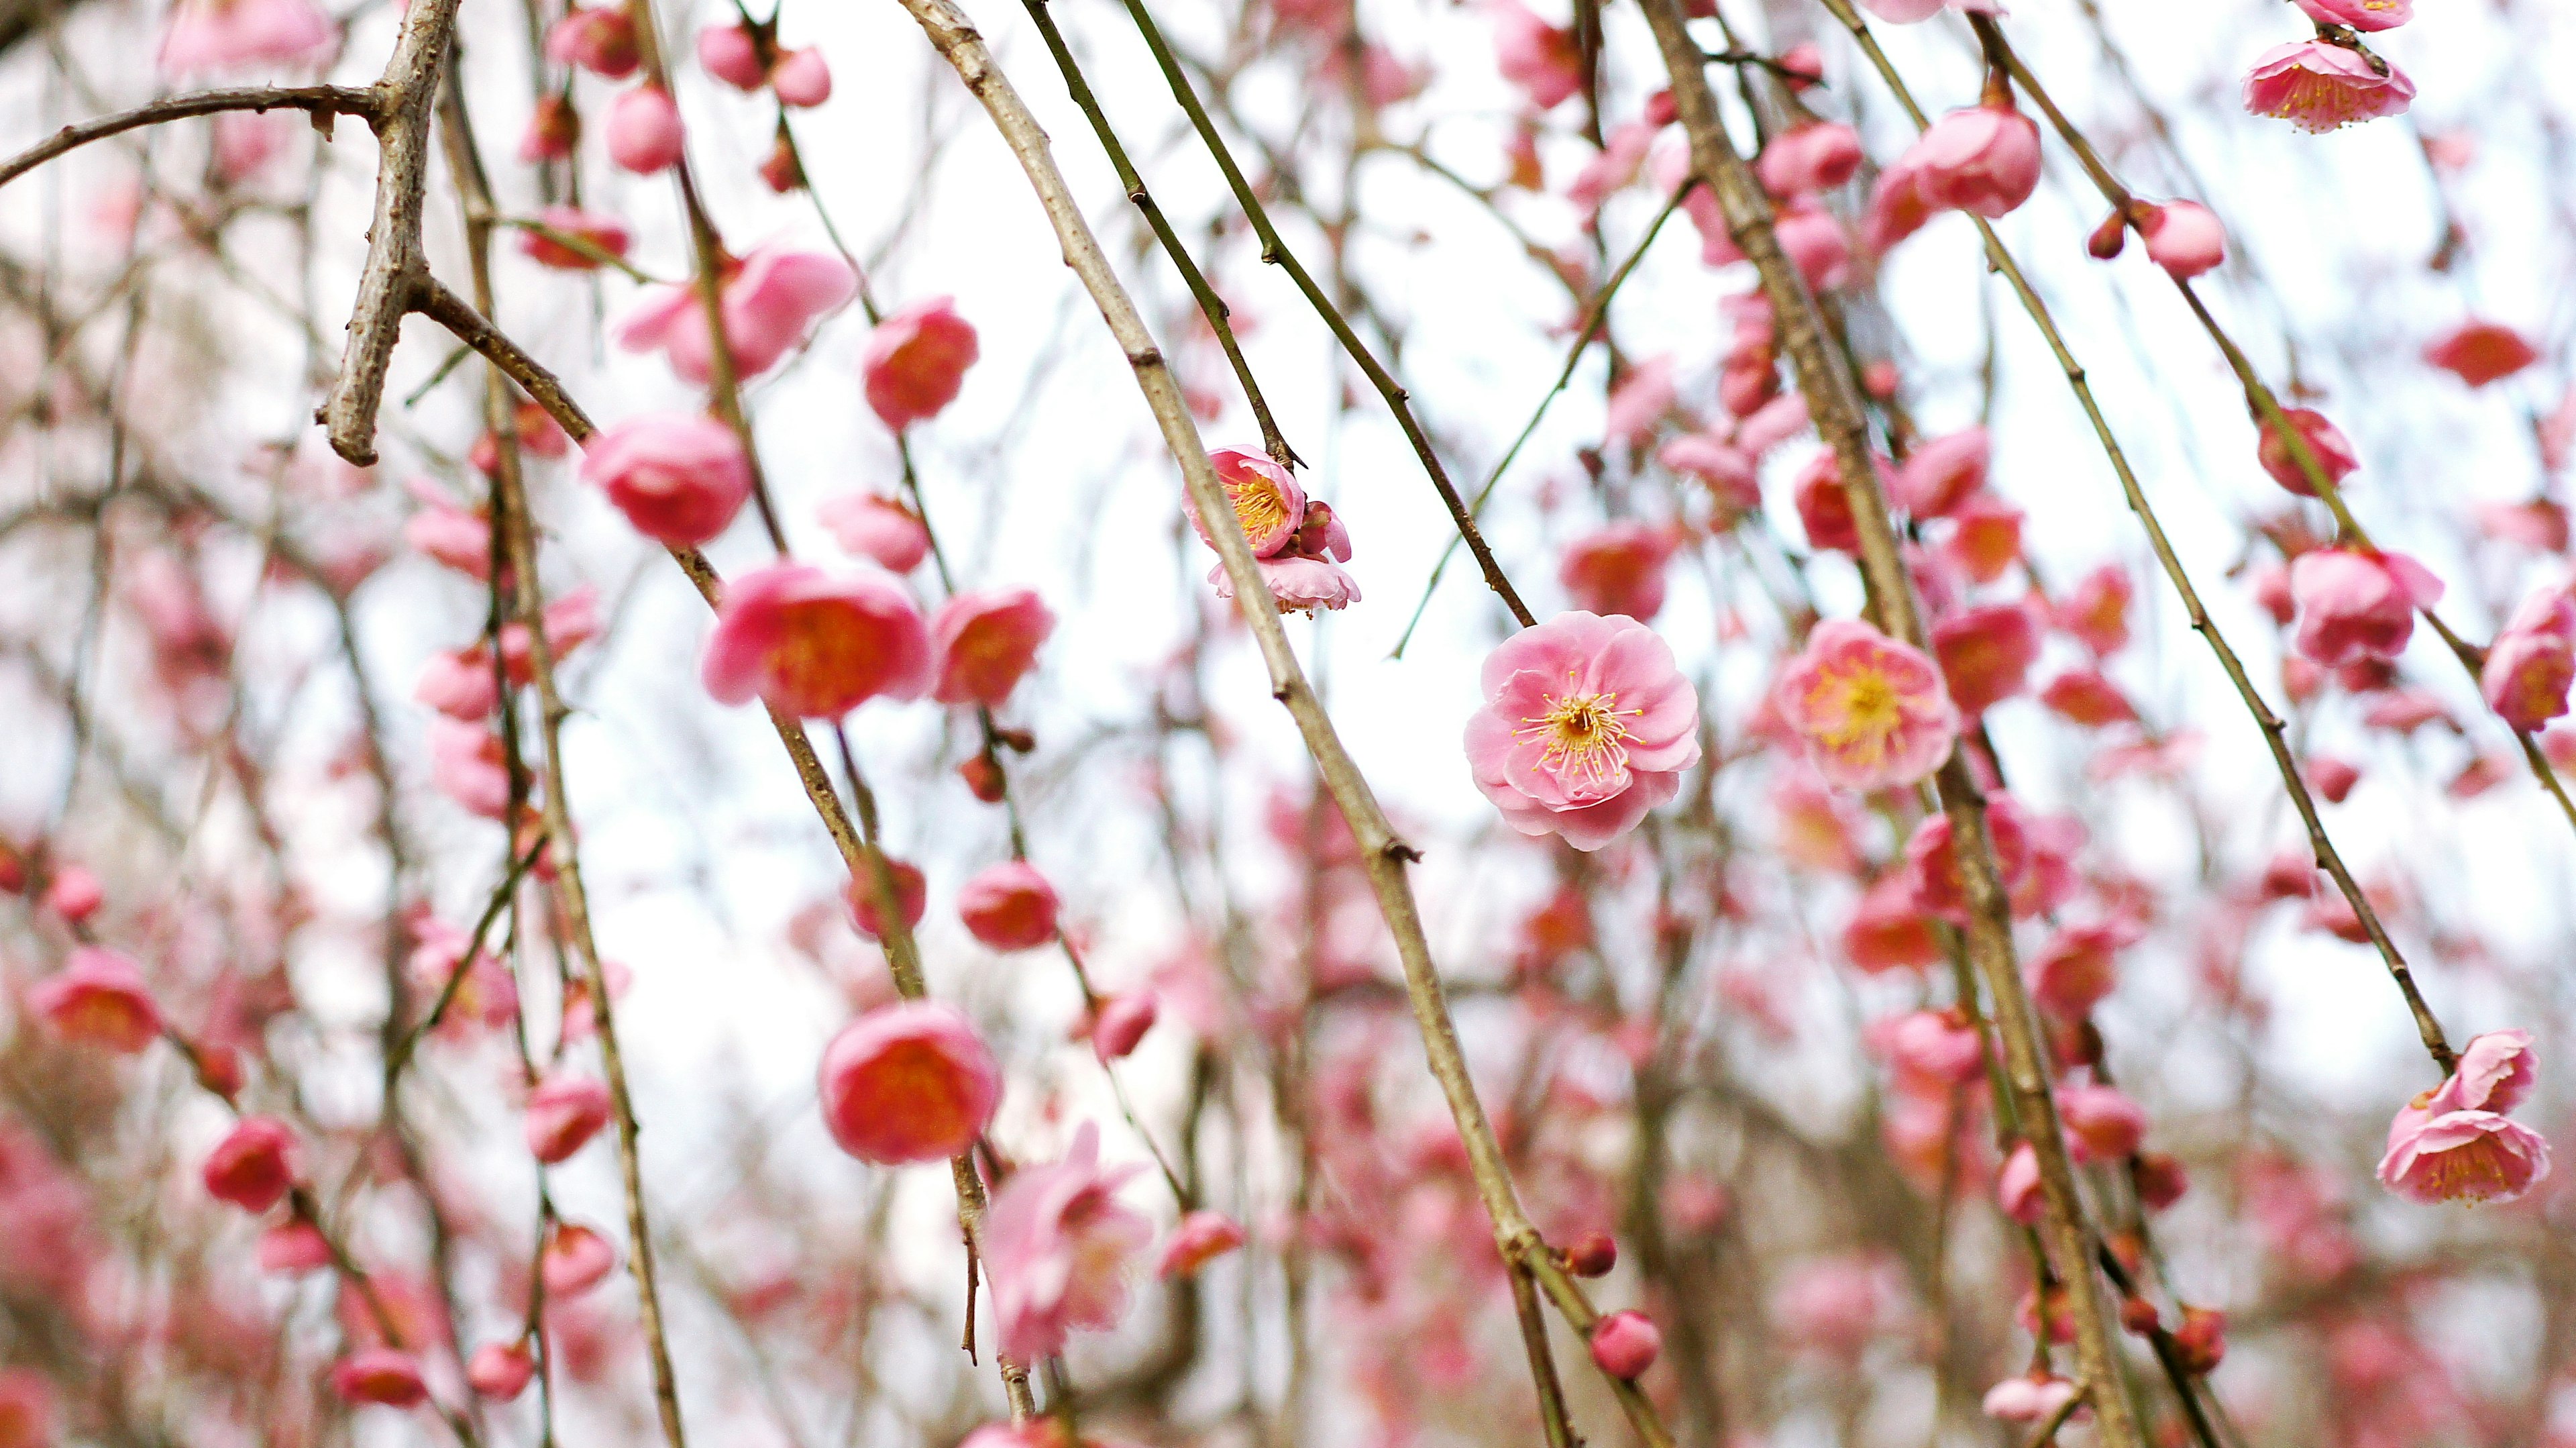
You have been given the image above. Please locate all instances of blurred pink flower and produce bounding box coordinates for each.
[2290,548,2442,667]
[697,21,765,86]
[702,563,930,718]
[1996,1141,2043,1225]
[771,48,832,107]
[930,588,1054,707]
[957,860,1061,951]
[524,1072,613,1164]
[2257,407,2359,497]
[1589,1310,1662,1378]
[201,1116,298,1212]
[604,85,686,174]
[846,858,927,941]
[1758,121,1863,197]
[544,5,639,77]
[620,244,856,383]
[1775,199,1853,291]
[520,205,631,271]
[1894,426,1989,519]
[1465,611,1701,851]
[0,1370,54,1448]
[2424,320,2540,388]
[2243,41,2414,132]
[1772,1256,1900,1359]
[2483,587,2576,730]
[540,1223,619,1298]
[1931,602,2039,716]
[1982,1372,2079,1423]
[818,1001,1000,1163]
[1558,521,1676,622]
[819,493,932,572]
[861,297,979,429]
[2057,1084,2146,1163]
[985,1121,1152,1362]
[466,1343,535,1400]
[1158,1210,1248,1279]
[158,0,333,76]
[1605,356,1676,448]
[2294,0,2411,31]
[28,948,163,1053]
[44,865,101,923]
[578,413,753,546]
[331,1349,428,1408]
[1491,0,1580,111]
[1776,619,1958,792]
[1899,104,2042,219]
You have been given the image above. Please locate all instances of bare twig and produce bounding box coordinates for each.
[0,85,376,189]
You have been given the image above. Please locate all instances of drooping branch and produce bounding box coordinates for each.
[0,85,378,190]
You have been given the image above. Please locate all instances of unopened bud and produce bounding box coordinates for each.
[1564,1233,1618,1278]
[2088,209,2129,260]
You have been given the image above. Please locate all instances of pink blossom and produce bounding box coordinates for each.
[819,493,932,572]
[1775,199,1853,291]
[1588,1310,1662,1379]
[818,1001,1001,1163]
[258,1220,333,1274]
[523,1072,613,1164]
[697,22,766,87]
[619,244,857,383]
[771,48,832,107]
[604,85,685,174]
[2424,320,2540,388]
[860,297,979,429]
[1899,104,2043,219]
[2483,587,2576,729]
[428,719,512,819]
[331,1349,428,1408]
[404,483,492,578]
[578,413,752,546]
[201,1116,298,1211]
[957,861,1061,951]
[1894,426,1989,519]
[1794,452,1862,553]
[520,206,631,271]
[847,858,927,941]
[2243,41,2414,133]
[2257,407,2359,497]
[1860,0,2002,19]
[1872,1009,1984,1088]
[2294,0,2412,31]
[544,5,639,78]
[1565,119,1656,214]
[2377,1109,2551,1206]
[1208,554,1362,615]
[0,1371,54,1448]
[702,563,931,719]
[157,0,334,76]
[540,1223,618,1298]
[1776,620,1959,792]
[930,588,1055,707]
[1843,873,1943,972]
[1758,121,1864,197]
[1605,356,1677,448]
[1982,1373,2080,1424]
[519,95,580,163]
[1903,799,2033,925]
[2289,548,2443,667]
[1931,602,2039,716]
[1558,522,1676,622]
[1996,1141,2043,1225]
[2141,201,2225,278]
[1158,1210,1248,1278]
[2029,922,2133,1019]
[466,1343,535,1401]
[1189,447,1307,558]
[1091,992,1158,1061]
[415,646,499,721]
[1660,434,1760,515]
[985,1121,1152,1362]
[44,865,101,923]
[1862,156,1936,254]
[1464,612,1702,851]
[2057,1084,2146,1163]
[2441,1029,2538,1115]
[1772,1257,1898,1359]
[1491,0,1580,111]
[28,948,163,1053]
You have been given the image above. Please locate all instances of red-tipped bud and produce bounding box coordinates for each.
[1565,1233,1618,1278]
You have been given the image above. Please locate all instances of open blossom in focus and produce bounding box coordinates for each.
[985,1122,1151,1363]
[1776,620,1959,792]
[1558,522,1675,621]
[1489,0,1580,111]
[619,244,857,384]
[2377,1030,2552,1204]
[1189,447,1305,558]
[1194,448,1360,614]
[2243,41,2414,132]
[2424,320,2540,388]
[157,0,333,75]
[577,414,753,547]
[1896,104,2042,219]
[818,1001,1000,1164]
[702,564,930,718]
[956,861,1060,951]
[28,948,163,1052]
[1463,612,1701,851]
[2483,586,2576,730]
[930,588,1054,707]
[861,297,979,429]
[2289,548,2443,667]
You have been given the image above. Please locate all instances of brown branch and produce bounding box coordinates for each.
[1633,3,2145,1445]
[0,85,378,190]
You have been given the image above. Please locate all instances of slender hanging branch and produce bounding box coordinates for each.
[0,85,378,189]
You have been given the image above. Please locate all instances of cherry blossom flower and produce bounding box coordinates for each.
[2257,407,2359,497]
[2243,41,2414,133]
[2377,1029,2553,1204]
[818,1001,1001,1164]
[1158,1210,1248,1279]
[1996,1141,2044,1225]
[1775,199,1854,291]
[1490,0,1580,111]
[770,49,831,107]
[466,1343,535,1401]
[984,1121,1152,1362]
[2141,201,2226,278]
[2058,1084,2147,1163]
[544,5,639,77]
[1090,992,1158,1061]
[1589,1310,1662,1378]
[1843,873,1943,972]
[1931,603,2039,716]
[956,861,1060,951]
[158,0,333,76]
[523,1072,613,1164]
[2294,0,2410,29]
[331,1349,428,1408]
[1894,427,1990,519]
[861,297,979,429]
[201,1116,298,1212]
[519,95,580,162]
[2289,548,2443,668]
[258,1220,333,1274]
[28,948,163,1053]
[930,588,1055,707]
[0,1371,54,1448]
[2482,586,2576,729]
[1860,0,2001,18]
[618,244,856,384]
[1605,356,1678,448]
[2028,921,2135,1019]
[701,563,931,718]
[1209,554,1362,615]
[1464,611,1701,851]
[1757,121,1864,197]
[1772,1256,1902,1359]
[2424,320,2540,388]
[44,866,101,923]
[541,1223,619,1298]
[519,206,631,271]
[697,21,766,86]
[819,493,931,573]
[1899,103,2043,219]
[578,414,752,547]
[1189,446,1307,558]
[604,86,686,175]
[1982,1372,2080,1424]
[846,858,927,941]
[1558,522,1676,622]
[1870,1009,1984,1088]
[1776,620,1959,792]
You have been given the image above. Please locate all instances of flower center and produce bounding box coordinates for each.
[1230,478,1290,539]
[1519,684,1637,787]
[1809,667,1903,749]
[2420,1133,2520,1203]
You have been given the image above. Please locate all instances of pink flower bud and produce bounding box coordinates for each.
[604,85,685,176]
[2425,319,2540,388]
[818,1000,1001,1163]
[1565,1233,1618,1277]
[1756,121,1862,198]
[818,493,932,573]
[540,1223,618,1298]
[2256,407,2358,497]
[202,1115,299,1212]
[258,1221,334,1274]
[845,858,927,941]
[44,865,102,922]
[1157,1210,1248,1278]
[519,94,581,163]
[1091,992,1159,1061]
[696,22,765,88]
[520,205,629,270]
[331,1349,428,1408]
[577,413,753,547]
[543,6,639,79]
[1903,103,2043,219]
[1996,1141,2044,1225]
[1588,1310,1662,1379]
[466,1343,535,1400]
[771,47,831,107]
[957,860,1061,951]
[523,1072,613,1163]
[2141,201,2225,278]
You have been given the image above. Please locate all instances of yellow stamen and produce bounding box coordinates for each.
[1515,676,1640,789]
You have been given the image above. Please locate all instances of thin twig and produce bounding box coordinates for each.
[0,85,377,189]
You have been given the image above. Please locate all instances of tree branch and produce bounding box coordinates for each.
[0,85,378,191]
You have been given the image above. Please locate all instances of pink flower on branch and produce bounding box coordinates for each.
[702,564,930,719]
[818,1002,1001,1165]
[2243,41,2414,133]
[957,861,1060,951]
[930,588,1054,707]
[619,245,857,384]
[861,297,979,430]
[1776,620,1959,793]
[577,414,752,547]
[2289,548,2443,668]
[2377,1029,2553,1205]
[1464,612,1701,851]
[28,948,164,1053]
[985,1121,1152,1363]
